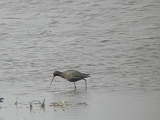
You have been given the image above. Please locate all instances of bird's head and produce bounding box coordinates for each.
[53,71,61,77]
[50,71,61,85]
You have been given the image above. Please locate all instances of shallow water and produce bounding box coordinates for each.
[0,0,160,120]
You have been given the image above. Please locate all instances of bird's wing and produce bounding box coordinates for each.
[65,70,82,79]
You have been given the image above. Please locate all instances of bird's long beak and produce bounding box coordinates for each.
[50,76,54,85]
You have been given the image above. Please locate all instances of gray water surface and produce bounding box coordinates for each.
[0,0,160,120]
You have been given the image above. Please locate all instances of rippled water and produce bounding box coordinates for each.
[0,0,160,120]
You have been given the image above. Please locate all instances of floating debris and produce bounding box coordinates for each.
[32,100,41,104]
[50,102,61,107]
[76,102,87,106]
[60,100,65,105]
[50,100,72,111]
[50,100,65,107]
[0,98,4,102]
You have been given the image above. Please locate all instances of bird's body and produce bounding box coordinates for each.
[50,70,90,89]
[59,70,90,82]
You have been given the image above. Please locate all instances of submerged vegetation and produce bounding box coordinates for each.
[0,98,87,112]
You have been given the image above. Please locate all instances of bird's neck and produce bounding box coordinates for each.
[59,72,64,78]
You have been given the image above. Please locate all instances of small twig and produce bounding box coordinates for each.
[41,99,45,108]
[15,97,18,105]
[30,102,33,111]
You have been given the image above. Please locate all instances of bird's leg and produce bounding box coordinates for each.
[83,79,87,89]
[74,82,76,89]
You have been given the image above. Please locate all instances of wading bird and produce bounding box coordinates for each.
[50,70,90,89]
